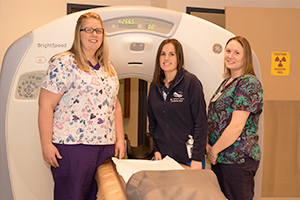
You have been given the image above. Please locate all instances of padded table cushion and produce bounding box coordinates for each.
[95,159,128,200]
[126,169,226,200]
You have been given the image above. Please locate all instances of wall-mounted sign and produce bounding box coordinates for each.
[271,52,290,76]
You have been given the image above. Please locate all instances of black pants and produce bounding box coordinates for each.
[212,157,260,200]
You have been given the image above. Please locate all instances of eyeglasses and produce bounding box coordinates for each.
[80,27,104,34]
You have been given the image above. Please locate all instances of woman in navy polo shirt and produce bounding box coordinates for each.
[147,38,207,169]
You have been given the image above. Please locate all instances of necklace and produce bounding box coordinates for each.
[211,84,225,103]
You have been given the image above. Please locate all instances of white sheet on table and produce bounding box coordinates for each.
[112,156,185,183]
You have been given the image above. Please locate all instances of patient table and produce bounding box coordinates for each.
[95,157,226,200]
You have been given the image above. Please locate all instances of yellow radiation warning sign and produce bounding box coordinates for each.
[271,52,290,76]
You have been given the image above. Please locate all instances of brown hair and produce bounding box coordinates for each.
[152,38,185,87]
[224,36,256,77]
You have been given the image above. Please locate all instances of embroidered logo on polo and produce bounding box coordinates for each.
[170,91,184,102]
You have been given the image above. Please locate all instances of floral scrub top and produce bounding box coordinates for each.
[207,74,263,164]
[41,52,119,145]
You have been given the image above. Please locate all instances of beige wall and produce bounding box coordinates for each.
[0,1,65,72]
[165,0,300,13]
[263,101,300,197]
[226,7,300,101]
[226,7,300,197]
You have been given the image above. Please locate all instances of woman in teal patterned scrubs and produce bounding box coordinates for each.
[207,36,263,200]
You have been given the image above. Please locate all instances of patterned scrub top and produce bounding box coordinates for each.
[207,74,263,164]
[41,52,119,145]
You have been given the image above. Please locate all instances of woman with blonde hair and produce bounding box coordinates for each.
[38,12,125,200]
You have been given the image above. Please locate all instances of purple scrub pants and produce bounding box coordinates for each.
[51,143,115,200]
[211,156,260,200]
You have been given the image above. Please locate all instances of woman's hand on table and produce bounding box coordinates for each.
[115,139,125,159]
[154,151,162,160]
[191,160,202,170]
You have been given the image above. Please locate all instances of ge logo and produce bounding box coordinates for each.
[212,43,222,54]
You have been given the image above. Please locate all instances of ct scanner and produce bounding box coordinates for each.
[0,6,264,200]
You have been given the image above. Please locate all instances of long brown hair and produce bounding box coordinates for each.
[224,36,256,77]
[69,12,115,76]
[152,38,185,87]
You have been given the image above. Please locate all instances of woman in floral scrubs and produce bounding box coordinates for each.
[207,36,263,200]
[38,12,125,200]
